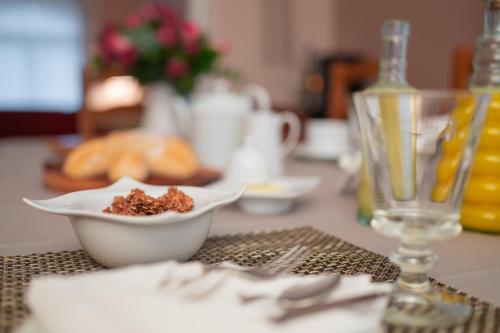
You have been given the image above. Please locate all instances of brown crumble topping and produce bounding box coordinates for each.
[103,187,194,216]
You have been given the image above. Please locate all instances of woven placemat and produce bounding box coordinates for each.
[1,226,498,333]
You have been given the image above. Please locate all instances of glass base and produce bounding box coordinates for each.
[384,286,471,328]
[372,208,462,240]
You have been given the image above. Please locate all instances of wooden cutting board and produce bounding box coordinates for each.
[43,161,222,193]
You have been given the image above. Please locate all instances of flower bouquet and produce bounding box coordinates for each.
[94,4,223,95]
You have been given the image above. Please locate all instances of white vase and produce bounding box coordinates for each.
[141,83,188,136]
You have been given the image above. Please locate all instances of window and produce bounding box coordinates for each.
[0,0,84,113]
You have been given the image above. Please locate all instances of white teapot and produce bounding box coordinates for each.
[187,80,269,170]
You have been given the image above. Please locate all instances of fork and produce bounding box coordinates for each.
[163,245,310,299]
[239,273,341,304]
[195,244,310,281]
[239,245,310,279]
[158,244,310,290]
[187,245,310,298]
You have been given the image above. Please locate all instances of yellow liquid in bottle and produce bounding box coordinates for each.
[358,86,416,224]
[432,91,500,233]
[357,20,413,224]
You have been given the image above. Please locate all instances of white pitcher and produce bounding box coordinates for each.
[188,80,269,170]
[141,83,188,136]
[248,103,301,176]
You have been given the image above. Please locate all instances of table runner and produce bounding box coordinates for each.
[1,226,498,333]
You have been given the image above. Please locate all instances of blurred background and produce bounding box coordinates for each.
[0,0,481,137]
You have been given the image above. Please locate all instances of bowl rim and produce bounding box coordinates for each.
[23,177,246,226]
[210,176,320,199]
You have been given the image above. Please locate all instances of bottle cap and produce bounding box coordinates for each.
[381,20,410,39]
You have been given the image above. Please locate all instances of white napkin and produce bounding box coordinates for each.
[27,261,391,333]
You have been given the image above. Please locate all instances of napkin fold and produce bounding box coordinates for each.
[27,261,391,333]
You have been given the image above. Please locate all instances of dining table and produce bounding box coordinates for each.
[1,137,500,309]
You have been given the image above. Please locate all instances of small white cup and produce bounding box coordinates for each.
[305,119,350,156]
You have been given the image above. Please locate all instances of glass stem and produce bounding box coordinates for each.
[391,231,438,293]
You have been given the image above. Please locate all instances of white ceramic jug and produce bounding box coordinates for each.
[188,80,269,170]
[141,83,188,136]
[248,104,301,176]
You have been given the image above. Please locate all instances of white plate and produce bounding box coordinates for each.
[294,143,350,161]
[209,176,320,215]
[23,177,245,267]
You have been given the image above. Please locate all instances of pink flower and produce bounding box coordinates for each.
[184,42,199,55]
[124,14,143,29]
[156,25,176,48]
[181,21,200,45]
[165,58,188,78]
[109,34,131,54]
[100,26,130,53]
[99,25,137,67]
[118,48,138,68]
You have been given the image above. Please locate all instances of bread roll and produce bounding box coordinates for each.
[147,137,199,178]
[63,139,110,179]
[63,131,199,181]
[108,151,149,182]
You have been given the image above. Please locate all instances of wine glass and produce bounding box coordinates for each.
[353,90,490,328]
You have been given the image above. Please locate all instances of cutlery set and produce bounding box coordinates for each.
[159,245,387,322]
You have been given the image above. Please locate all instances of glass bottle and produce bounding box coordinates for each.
[357,20,415,225]
[463,0,500,233]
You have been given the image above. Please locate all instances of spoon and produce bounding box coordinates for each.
[277,274,341,309]
[240,274,341,305]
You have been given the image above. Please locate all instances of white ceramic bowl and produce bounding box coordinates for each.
[23,177,245,267]
[239,177,320,215]
[209,177,320,215]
